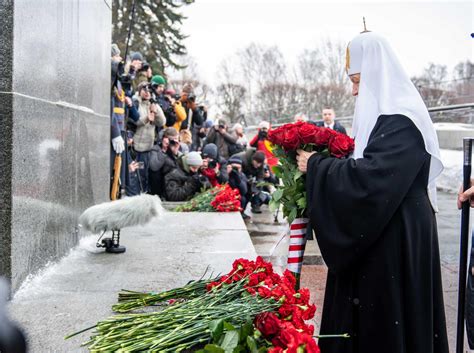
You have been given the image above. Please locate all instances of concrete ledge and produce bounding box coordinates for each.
[9,212,256,352]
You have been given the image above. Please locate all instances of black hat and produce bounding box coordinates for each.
[228,156,243,165]
[131,52,143,61]
[252,151,266,164]
[202,144,218,159]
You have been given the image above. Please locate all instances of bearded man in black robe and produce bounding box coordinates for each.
[296,31,449,353]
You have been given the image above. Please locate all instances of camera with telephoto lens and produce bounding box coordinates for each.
[263,164,270,174]
[169,139,179,147]
[258,129,268,139]
[218,124,226,129]
[187,93,196,102]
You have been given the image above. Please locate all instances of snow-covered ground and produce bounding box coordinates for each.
[434,123,474,131]
[438,149,462,193]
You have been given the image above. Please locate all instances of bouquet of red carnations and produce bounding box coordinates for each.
[66,257,329,352]
[175,184,242,213]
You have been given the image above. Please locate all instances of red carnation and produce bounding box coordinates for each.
[254,312,281,339]
[299,123,320,145]
[329,134,355,158]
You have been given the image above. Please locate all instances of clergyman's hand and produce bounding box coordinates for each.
[458,178,474,209]
[296,149,316,173]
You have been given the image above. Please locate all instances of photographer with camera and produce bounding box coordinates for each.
[204,118,238,159]
[149,127,181,197]
[180,87,206,151]
[249,120,278,167]
[200,143,229,187]
[163,89,187,131]
[127,81,166,194]
[150,75,178,129]
[232,148,277,214]
[116,51,143,97]
[226,156,250,219]
[164,151,208,201]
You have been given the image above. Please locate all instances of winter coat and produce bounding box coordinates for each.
[132,94,166,152]
[172,101,187,131]
[249,130,278,167]
[164,158,200,201]
[205,128,238,159]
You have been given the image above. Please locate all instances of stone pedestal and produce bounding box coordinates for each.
[0,0,112,292]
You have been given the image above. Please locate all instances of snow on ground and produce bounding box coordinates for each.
[434,123,474,131]
[437,149,462,194]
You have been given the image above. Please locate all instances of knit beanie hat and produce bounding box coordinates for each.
[203,120,214,129]
[258,121,270,130]
[151,75,166,85]
[185,151,203,167]
[228,156,243,165]
[252,151,266,164]
[163,127,178,138]
[137,81,149,92]
[131,52,143,61]
[111,43,121,57]
[202,144,218,159]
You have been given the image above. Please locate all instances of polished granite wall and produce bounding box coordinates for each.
[0,0,111,292]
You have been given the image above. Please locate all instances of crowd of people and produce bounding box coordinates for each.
[109,43,346,219]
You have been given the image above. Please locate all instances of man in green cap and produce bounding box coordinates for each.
[151,75,166,95]
[152,75,177,128]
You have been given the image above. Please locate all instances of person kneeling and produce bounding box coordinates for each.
[164,151,207,202]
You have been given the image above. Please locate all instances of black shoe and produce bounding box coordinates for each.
[251,205,262,214]
[241,213,251,220]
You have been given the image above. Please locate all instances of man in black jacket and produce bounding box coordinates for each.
[148,127,180,197]
[164,151,205,201]
[314,107,347,135]
[232,149,278,214]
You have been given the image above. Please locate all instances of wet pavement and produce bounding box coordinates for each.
[248,191,473,352]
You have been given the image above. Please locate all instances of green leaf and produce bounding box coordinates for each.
[221,331,240,353]
[239,321,254,343]
[246,336,258,353]
[223,322,236,331]
[272,188,283,202]
[293,169,303,182]
[288,208,297,224]
[269,199,280,212]
[296,196,306,209]
[199,344,225,353]
[209,319,224,342]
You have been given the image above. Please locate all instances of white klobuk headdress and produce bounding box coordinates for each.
[346,30,443,211]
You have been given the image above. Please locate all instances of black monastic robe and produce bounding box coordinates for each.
[306,114,449,353]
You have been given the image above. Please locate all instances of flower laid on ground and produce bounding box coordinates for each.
[267,122,355,224]
[66,257,328,352]
[175,184,242,212]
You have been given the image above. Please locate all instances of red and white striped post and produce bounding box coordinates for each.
[287,217,309,289]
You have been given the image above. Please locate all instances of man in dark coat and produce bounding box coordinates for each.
[313,107,347,134]
[164,151,204,201]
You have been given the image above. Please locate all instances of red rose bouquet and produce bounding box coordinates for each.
[268,122,354,223]
[268,122,354,287]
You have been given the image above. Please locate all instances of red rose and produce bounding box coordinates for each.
[314,127,337,146]
[328,134,355,158]
[298,123,320,145]
[254,312,282,339]
[283,126,301,150]
[268,127,286,145]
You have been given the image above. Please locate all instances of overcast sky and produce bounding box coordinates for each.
[179,0,473,86]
